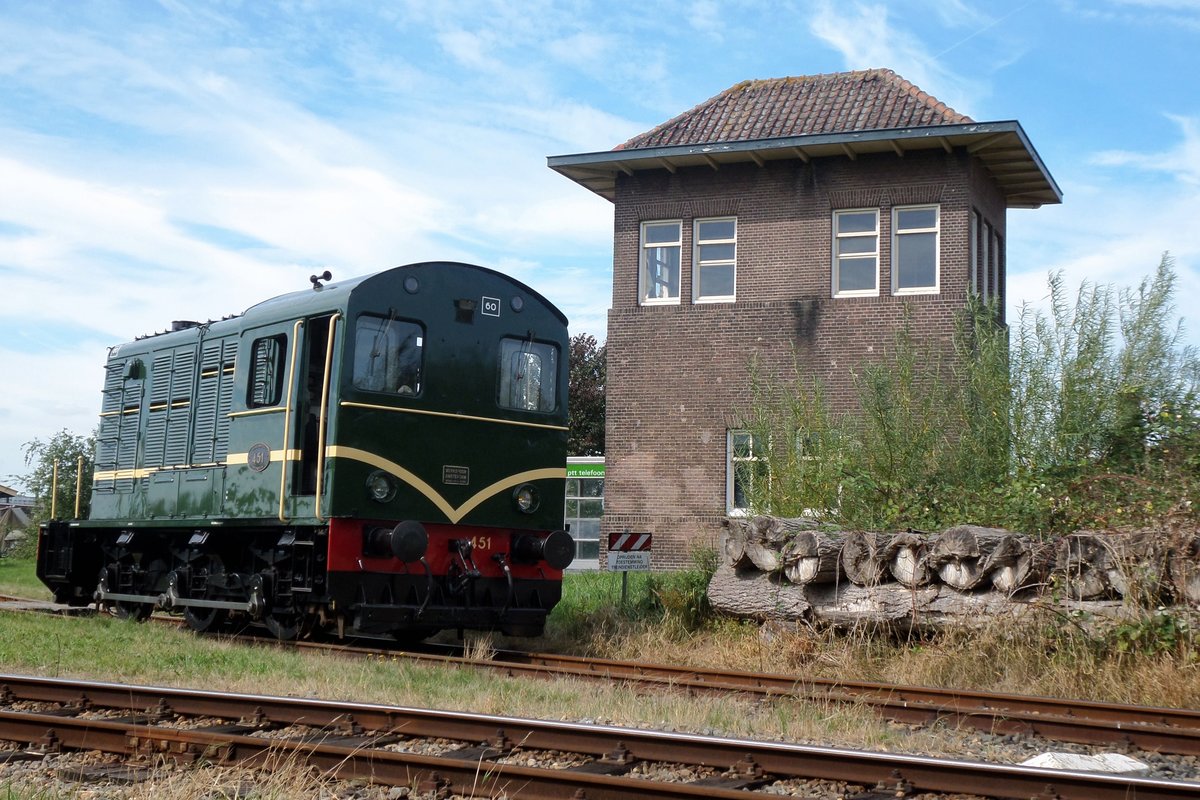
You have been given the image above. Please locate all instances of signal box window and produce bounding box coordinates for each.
[727,429,768,515]
[693,217,737,302]
[498,338,558,413]
[248,335,286,407]
[892,205,940,294]
[832,209,879,297]
[354,314,424,394]
[640,220,682,304]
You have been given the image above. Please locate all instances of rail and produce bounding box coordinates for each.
[1,673,1198,800]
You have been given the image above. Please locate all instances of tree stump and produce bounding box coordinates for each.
[706,562,811,620]
[840,531,895,586]
[1168,530,1200,607]
[888,531,932,587]
[1054,533,1113,600]
[926,526,1012,591]
[780,531,844,585]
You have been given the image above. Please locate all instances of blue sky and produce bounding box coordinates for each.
[1,0,1198,487]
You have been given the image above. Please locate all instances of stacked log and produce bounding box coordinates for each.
[840,531,895,586]
[925,526,1012,591]
[888,531,932,587]
[706,563,810,621]
[780,531,844,585]
[1054,533,1114,600]
[800,581,937,630]
[988,536,1053,595]
[1102,531,1169,604]
[709,515,1199,624]
[722,517,755,571]
[1168,531,1200,607]
[723,516,816,573]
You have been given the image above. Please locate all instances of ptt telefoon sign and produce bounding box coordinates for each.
[607,531,652,571]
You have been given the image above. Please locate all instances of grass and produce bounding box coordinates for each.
[1,552,1197,708]
[0,553,51,601]
[1,552,1198,708]
[1,552,1198,800]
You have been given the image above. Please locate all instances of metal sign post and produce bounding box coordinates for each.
[608,531,652,606]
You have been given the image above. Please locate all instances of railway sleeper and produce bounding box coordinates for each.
[55,764,154,785]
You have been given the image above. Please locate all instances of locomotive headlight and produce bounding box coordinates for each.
[366,470,397,503]
[512,484,540,514]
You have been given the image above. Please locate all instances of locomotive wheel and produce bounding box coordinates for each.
[112,601,152,621]
[264,609,309,641]
[185,602,228,633]
[99,565,151,622]
[183,555,228,634]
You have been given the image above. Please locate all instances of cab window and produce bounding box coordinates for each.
[248,335,286,407]
[498,337,558,412]
[353,313,424,395]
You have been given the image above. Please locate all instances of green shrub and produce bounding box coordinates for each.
[1109,610,1197,660]
[737,255,1200,535]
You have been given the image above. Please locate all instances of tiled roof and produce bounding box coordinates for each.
[616,69,973,151]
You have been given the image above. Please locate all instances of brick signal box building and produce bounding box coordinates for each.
[549,70,1060,569]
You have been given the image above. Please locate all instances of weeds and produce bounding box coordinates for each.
[542,546,719,653]
[1109,609,1197,660]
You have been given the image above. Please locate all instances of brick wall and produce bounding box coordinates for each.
[601,149,1007,570]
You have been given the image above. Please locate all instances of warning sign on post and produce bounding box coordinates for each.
[607,531,652,571]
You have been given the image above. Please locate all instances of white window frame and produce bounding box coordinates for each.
[692,216,737,303]
[564,456,604,570]
[639,220,682,306]
[980,217,993,302]
[832,208,880,298]
[969,209,979,295]
[726,429,767,516]
[990,227,1002,302]
[891,204,940,295]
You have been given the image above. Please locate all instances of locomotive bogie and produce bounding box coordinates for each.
[38,262,574,639]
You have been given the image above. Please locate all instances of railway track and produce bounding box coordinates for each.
[2,673,1198,799]
[277,637,1200,758]
[5,595,1200,759]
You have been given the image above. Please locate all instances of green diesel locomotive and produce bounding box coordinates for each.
[38,262,574,639]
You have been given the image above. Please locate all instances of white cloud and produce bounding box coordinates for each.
[1008,115,1200,345]
[687,0,726,37]
[0,347,108,489]
[1107,0,1200,10]
[0,3,641,483]
[545,31,616,69]
[1092,114,1200,185]
[807,0,986,116]
[1061,0,1200,30]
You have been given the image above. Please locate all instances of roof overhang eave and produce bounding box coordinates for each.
[548,120,1062,208]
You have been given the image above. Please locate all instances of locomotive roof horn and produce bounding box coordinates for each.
[310,270,333,290]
